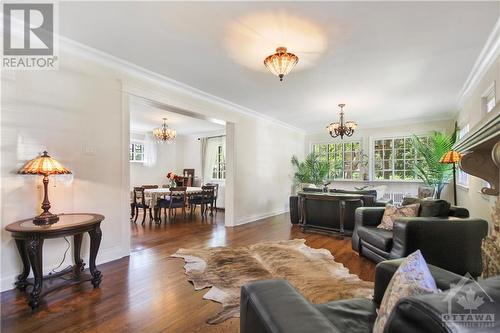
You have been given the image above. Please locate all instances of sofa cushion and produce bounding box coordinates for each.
[357,226,393,252]
[378,204,419,230]
[314,298,377,333]
[373,250,438,333]
[418,199,451,217]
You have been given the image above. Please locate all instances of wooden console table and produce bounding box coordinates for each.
[298,192,363,237]
[5,213,104,309]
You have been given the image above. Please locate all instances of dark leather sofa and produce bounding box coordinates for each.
[240,259,500,333]
[352,201,488,277]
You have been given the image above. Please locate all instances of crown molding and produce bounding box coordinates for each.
[457,18,500,109]
[59,35,306,134]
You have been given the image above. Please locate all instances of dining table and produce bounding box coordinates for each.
[143,187,203,222]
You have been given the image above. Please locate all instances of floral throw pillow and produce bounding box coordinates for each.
[372,250,438,333]
[377,204,419,230]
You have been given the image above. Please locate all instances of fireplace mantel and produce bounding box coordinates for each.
[454,104,500,196]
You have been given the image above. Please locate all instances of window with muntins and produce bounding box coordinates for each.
[373,137,425,181]
[312,141,361,179]
[212,144,226,179]
[129,143,144,162]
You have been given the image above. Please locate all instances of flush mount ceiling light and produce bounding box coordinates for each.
[326,104,357,139]
[153,118,176,143]
[263,47,299,82]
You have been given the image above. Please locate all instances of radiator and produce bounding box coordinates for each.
[382,192,406,205]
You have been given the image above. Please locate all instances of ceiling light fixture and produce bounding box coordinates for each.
[153,118,176,143]
[263,47,299,82]
[326,104,357,139]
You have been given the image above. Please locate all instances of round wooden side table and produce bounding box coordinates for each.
[5,213,105,310]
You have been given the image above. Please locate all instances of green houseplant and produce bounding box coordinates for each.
[412,129,457,199]
[291,152,330,188]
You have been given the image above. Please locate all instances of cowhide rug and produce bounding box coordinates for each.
[171,239,374,324]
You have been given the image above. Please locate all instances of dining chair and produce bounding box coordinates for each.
[142,185,159,189]
[205,183,219,211]
[133,187,153,225]
[189,185,215,218]
[156,186,187,222]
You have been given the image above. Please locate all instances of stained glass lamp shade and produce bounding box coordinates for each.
[18,151,72,225]
[439,150,462,206]
[264,47,299,82]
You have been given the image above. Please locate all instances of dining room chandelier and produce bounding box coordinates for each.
[153,118,177,143]
[326,104,357,139]
[263,47,299,82]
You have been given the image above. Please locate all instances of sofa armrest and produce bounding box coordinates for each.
[355,207,386,227]
[449,205,469,218]
[373,259,466,306]
[241,280,339,333]
[352,207,386,252]
[390,217,488,277]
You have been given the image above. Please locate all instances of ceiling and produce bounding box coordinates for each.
[60,2,499,133]
[130,98,224,135]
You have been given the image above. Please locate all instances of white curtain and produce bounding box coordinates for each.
[201,136,225,182]
[200,137,208,181]
[143,132,157,167]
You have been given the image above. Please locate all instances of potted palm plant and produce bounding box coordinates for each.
[291,152,331,192]
[412,129,457,199]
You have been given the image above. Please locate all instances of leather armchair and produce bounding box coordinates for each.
[240,259,499,333]
[352,206,488,277]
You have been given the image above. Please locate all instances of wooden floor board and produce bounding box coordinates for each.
[1,212,375,332]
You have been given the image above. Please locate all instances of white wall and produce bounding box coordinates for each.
[452,55,499,222]
[1,38,305,290]
[129,132,185,188]
[305,119,454,197]
[1,52,130,291]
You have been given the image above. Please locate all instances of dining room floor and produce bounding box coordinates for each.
[1,210,376,333]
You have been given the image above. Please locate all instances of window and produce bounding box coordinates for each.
[312,141,361,179]
[129,143,144,162]
[457,124,469,187]
[211,144,225,179]
[373,137,425,181]
[483,82,496,113]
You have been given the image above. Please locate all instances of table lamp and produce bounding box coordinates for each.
[439,150,462,206]
[18,151,72,225]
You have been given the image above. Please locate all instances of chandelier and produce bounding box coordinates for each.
[326,104,357,139]
[263,47,299,82]
[153,118,176,143]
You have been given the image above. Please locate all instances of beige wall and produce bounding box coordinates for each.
[453,56,499,223]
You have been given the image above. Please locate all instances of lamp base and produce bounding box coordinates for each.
[33,212,59,226]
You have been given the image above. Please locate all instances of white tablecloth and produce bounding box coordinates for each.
[142,187,203,207]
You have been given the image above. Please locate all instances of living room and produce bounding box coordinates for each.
[1,1,499,332]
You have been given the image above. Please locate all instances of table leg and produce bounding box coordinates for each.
[339,200,345,237]
[14,239,30,291]
[26,237,44,309]
[88,225,102,288]
[73,234,84,277]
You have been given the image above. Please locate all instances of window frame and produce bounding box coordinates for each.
[129,142,145,163]
[370,135,427,182]
[211,143,226,180]
[457,124,469,188]
[482,81,496,114]
[311,140,362,180]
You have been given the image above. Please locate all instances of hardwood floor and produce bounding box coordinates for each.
[1,212,375,333]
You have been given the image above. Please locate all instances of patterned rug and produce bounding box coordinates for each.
[171,239,374,324]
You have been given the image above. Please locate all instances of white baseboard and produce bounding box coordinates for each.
[0,245,129,292]
[231,208,290,227]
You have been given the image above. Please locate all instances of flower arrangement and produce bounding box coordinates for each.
[166,171,183,187]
